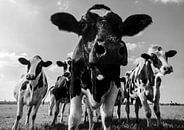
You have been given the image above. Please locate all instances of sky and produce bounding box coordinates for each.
[0,0,184,103]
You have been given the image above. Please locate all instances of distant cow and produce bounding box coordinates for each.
[48,57,71,125]
[12,55,52,130]
[124,45,177,128]
[50,4,152,130]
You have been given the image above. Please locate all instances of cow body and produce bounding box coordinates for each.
[12,56,52,130]
[48,58,71,125]
[124,45,177,128]
[51,4,152,130]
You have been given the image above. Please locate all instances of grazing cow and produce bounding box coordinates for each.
[50,4,152,130]
[12,55,52,130]
[48,57,72,125]
[124,45,177,128]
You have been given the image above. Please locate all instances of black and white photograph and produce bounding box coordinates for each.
[0,0,183,129]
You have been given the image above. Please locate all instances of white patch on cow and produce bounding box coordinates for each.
[89,9,111,17]
[96,74,104,80]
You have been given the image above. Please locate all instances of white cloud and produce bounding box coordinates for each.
[126,42,145,51]
[150,0,184,4]
[0,50,27,68]
[126,43,137,51]
[57,0,70,11]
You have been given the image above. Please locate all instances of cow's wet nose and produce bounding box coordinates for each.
[96,44,106,57]
[163,66,173,74]
[26,74,35,80]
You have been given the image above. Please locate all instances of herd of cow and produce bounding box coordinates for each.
[11,4,177,130]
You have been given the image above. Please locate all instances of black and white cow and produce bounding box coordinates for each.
[124,45,177,128]
[48,57,72,125]
[12,55,52,130]
[50,4,152,130]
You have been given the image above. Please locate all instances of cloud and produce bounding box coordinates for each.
[150,0,184,4]
[126,43,137,51]
[57,0,70,11]
[126,42,145,51]
[0,50,28,68]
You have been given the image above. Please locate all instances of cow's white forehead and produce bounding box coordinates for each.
[148,45,164,56]
[30,56,42,64]
[89,8,111,17]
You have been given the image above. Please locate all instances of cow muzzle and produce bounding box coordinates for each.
[26,74,36,80]
[90,41,128,66]
[162,66,173,75]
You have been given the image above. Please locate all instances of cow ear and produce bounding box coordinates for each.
[165,50,177,58]
[42,61,52,67]
[50,12,81,35]
[56,61,65,67]
[120,77,126,83]
[141,53,151,60]
[18,57,29,65]
[121,14,152,36]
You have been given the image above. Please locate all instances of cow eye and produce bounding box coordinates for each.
[68,61,71,65]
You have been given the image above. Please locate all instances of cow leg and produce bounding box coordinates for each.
[125,97,130,123]
[140,94,152,128]
[25,106,33,126]
[48,95,55,116]
[153,91,162,127]
[60,103,66,123]
[68,95,82,130]
[153,77,162,127]
[134,98,140,129]
[12,98,24,130]
[95,108,101,123]
[100,82,119,130]
[117,99,121,123]
[30,101,41,130]
[83,103,88,123]
[52,101,60,125]
[87,106,94,130]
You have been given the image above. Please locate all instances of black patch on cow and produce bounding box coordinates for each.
[90,65,121,102]
[52,76,70,101]
[34,74,43,91]
[151,53,162,70]
[21,81,28,90]
[35,62,42,79]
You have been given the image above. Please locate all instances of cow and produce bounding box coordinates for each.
[124,45,177,128]
[115,71,132,123]
[12,55,52,130]
[50,4,152,130]
[48,57,72,125]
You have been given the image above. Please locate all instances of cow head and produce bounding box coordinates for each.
[56,57,72,78]
[51,4,152,104]
[18,55,52,80]
[51,4,152,66]
[141,45,177,75]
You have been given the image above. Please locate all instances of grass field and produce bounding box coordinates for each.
[0,104,184,130]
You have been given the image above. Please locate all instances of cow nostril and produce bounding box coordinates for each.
[163,67,167,71]
[119,47,124,57]
[26,75,30,80]
[96,44,106,56]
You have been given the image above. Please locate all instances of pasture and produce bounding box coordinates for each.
[0,103,184,130]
